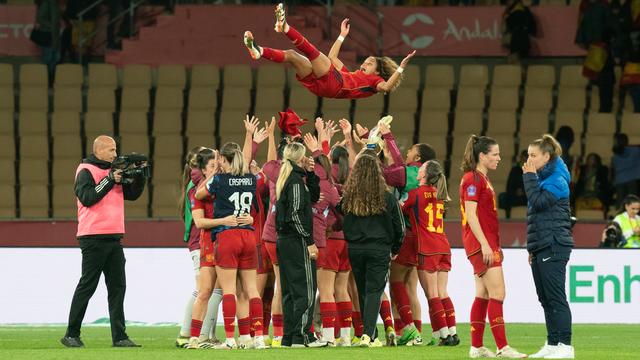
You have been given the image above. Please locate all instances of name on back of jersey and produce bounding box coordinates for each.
[228,177,254,186]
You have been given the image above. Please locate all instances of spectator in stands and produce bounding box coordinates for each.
[620,0,640,112]
[609,0,631,62]
[498,150,528,218]
[576,0,616,112]
[574,153,611,212]
[612,194,640,248]
[555,126,577,174]
[64,0,99,64]
[34,0,61,86]
[501,0,537,64]
[612,133,640,207]
[107,0,135,49]
[61,135,145,348]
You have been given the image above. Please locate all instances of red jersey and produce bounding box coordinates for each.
[261,160,281,243]
[252,172,267,245]
[402,185,451,255]
[297,64,384,99]
[192,193,214,245]
[459,171,500,257]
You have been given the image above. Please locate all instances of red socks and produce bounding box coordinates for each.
[352,311,364,337]
[250,297,264,336]
[428,297,447,333]
[414,319,422,333]
[379,299,394,329]
[222,294,237,338]
[470,297,489,348]
[488,298,508,350]
[190,319,203,338]
[320,302,337,329]
[390,282,414,328]
[284,25,320,61]
[272,314,284,337]
[238,317,251,337]
[337,301,352,332]
[394,318,404,336]
[262,287,274,332]
[441,297,457,328]
[261,47,285,63]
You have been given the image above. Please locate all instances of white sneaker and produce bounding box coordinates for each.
[359,334,371,347]
[214,338,237,350]
[197,339,217,349]
[237,336,254,349]
[186,336,199,349]
[530,342,557,358]
[470,346,497,358]
[253,336,269,349]
[496,345,527,358]
[307,339,329,348]
[274,3,287,33]
[544,343,574,359]
[336,336,351,347]
[243,31,261,60]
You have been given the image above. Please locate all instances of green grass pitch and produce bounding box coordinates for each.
[0,324,637,359]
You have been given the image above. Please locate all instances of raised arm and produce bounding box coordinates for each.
[377,50,416,93]
[328,18,350,71]
[266,116,277,163]
[338,119,356,165]
[243,115,260,167]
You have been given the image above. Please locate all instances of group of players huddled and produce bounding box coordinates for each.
[174,109,528,358]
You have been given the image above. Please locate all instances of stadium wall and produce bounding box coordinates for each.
[0,248,637,324]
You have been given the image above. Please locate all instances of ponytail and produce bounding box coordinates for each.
[276,142,306,200]
[424,160,450,204]
[461,135,497,172]
[220,143,245,176]
[179,146,206,221]
[331,145,350,185]
[530,134,562,160]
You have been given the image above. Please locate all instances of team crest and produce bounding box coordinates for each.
[467,185,477,197]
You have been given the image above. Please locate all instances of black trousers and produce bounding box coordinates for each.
[66,238,128,342]
[530,247,572,345]
[277,235,317,345]
[348,246,390,340]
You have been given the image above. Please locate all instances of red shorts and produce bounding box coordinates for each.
[417,253,451,272]
[264,241,279,266]
[199,230,215,268]
[296,64,342,98]
[256,243,273,274]
[317,239,351,272]
[214,229,257,270]
[393,234,417,267]
[467,248,503,276]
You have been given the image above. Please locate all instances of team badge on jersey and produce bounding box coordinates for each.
[467,185,477,197]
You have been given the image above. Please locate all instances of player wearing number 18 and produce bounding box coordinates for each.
[195,143,265,350]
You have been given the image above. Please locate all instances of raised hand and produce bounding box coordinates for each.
[253,127,268,144]
[400,50,416,69]
[244,114,260,134]
[338,119,351,136]
[377,120,391,135]
[340,18,350,37]
[315,117,324,133]
[303,133,319,152]
[355,123,369,138]
[324,121,339,141]
[266,116,276,136]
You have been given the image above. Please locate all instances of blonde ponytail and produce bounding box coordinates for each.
[276,142,306,200]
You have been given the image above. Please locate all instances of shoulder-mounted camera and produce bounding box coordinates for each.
[111,153,151,184]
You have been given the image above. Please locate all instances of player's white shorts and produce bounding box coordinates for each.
[190,249,200,275]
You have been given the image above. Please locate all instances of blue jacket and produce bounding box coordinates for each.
[523,157,574,253]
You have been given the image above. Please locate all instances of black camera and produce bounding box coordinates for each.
[601,221,623,248]
[111,153,151,184]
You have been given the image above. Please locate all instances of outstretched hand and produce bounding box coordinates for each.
[340,18,350,37]
[253,127,268,144]
[244,115,260,134]
[303,133,320,152]
[338,119,351,137]
[266,117,276,137]
[400,50,416,69]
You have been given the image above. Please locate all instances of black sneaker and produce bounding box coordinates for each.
[450,334,460,346]
[113,338,142,347]
[438,335,457,346]
[60,336,84,348]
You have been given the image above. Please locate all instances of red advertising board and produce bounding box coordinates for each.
[0,5,39,56]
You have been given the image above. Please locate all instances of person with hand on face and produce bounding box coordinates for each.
[274,142,324,348]
[460,135,526,359]
[523,134,575,359]
[61,135,145,348]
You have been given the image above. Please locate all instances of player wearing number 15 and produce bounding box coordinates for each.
[460,135,526,358]
[195,143,266,350]
[401,160,458,346]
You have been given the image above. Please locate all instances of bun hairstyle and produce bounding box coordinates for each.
[461,135,498,172]
[424,160,450,204]
[530,134,563,160]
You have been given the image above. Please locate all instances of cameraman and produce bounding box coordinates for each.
[611,195,640,248]
[599,221,624,248]
[61,136,145,348]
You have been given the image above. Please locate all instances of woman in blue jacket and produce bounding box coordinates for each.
[522,134,575,359]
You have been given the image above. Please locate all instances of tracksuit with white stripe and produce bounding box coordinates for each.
[275,162,320,346]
